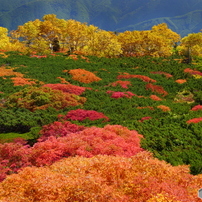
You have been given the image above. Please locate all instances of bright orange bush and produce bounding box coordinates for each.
[157,105,171,112]
[68,68,102,83]
[150,94,162,101]
[175,79,187,84]
[11,77,36,86]
[0,152,202,201]
[0,66,23,77]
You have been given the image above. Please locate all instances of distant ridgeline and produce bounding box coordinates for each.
[0,14,202,58]
[0,0,202,37]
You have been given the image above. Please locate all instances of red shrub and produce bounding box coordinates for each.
[186,117,202,124]
[108,80,132,89]
[191,105,202,111]
[107,90,136,98]
[43,83,86,95]
[38,121,86,141]
[146,83,168,97]
[63,109,109,122]
[117,74,156,83]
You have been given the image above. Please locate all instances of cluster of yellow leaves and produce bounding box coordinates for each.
[0,152,202,201]
[68,68,102,83]
[0,27,25,52]
[9,14,182,57]
[177,32,202,57]
[117,23,180,57]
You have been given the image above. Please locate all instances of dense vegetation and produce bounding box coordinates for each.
[0,49,202,200]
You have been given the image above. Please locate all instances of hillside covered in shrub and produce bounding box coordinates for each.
[0,49,202,200]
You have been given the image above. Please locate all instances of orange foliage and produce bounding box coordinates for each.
[175,79,187,84]
[0,152,201,201]
[157,105,171,112]
[57,77,69,84]
[150,94,162,101]
[0,66,23,77]
[11,77,36,86]
[68,68,102,83]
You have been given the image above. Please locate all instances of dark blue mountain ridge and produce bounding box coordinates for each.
[0,0,201,36]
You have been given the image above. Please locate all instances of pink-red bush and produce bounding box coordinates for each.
[43,83,86,95]
[186,117,202,124]
[107,90,136,98]
[117,74,156,83]
[191,105,202,111]
[38,121,86,141]
[108,80,132,89]
[62,109,109,122]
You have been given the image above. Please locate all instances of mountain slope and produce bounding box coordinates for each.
[0,0,201,36]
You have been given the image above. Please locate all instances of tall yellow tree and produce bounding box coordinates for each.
[0,27,24,52]
[178,32,202,57]
[83,29,122,57]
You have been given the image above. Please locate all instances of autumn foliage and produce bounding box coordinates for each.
[0,152,202,201]
[68,68,102,83]
[4,86,86,111]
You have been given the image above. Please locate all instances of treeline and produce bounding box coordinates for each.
[0,14,202,57]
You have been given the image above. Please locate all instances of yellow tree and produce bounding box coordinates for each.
[61,19,89,52]
[83,29,122,57]
[117,30,144,56]
[118,23,180,57]
[151,23,180,46]
[0,27,24,52]
[178,32,202,57]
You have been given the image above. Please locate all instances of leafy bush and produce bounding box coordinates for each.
[4,86,86,111]
[0,152,201,201]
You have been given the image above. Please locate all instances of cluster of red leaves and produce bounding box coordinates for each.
[146,83,168,97]
[68,68,102,83]
[0,142,32,181]
[191,105,202,111]
[139,116,152,122]
[0,152,201,201]
[184,68,202,76]
[117,74,156,83]
[150,94,162,101]
[0,124,143,181]
[150,71,173,78]
[107,90,136,98]
[38,121,86,141]
[108,80,132,89]
[186,117,202,124]
[43,83,86,95]
[61,109,110,122]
